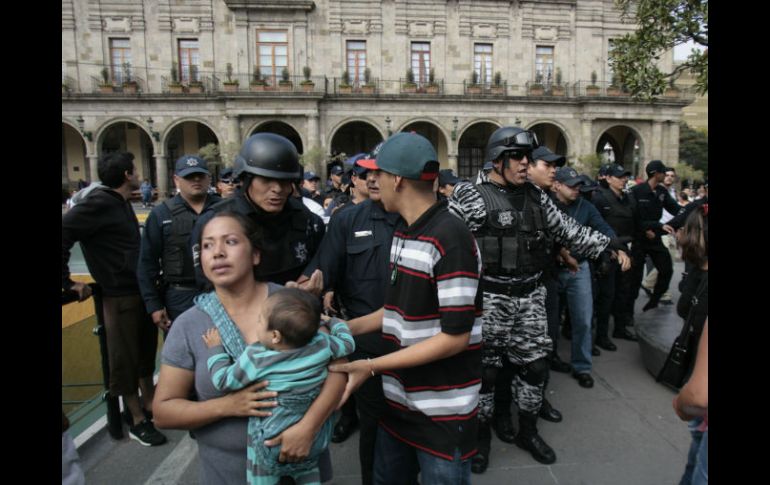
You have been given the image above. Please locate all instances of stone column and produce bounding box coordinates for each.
[651,121,664,162]
[447,153,458,173]
[307,112,320,168]
[87,154,99,182]
[580,116,594,161]
[155,154,168,201]
[229,115,241,147]
[667,121,680,165]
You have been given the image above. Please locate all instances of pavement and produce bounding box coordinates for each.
[76,263,692,485]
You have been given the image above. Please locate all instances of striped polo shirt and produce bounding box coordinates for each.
[380,200,483,461]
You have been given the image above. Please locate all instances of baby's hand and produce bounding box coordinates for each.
[202,328,222,348]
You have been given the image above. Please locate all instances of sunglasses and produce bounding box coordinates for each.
[220,178,238,185]
[505,150,529,161]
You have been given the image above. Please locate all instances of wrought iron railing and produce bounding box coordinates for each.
[462,80,509,96]
[398,78,444,95]
[332,77,381,95]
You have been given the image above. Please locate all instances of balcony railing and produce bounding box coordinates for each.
[331,77,381,95]
[398,78,444,95]
[210,74,327,94]
[463,80,509,96]
[90,75,147,94]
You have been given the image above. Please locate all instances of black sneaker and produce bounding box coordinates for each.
[129,419,167,446]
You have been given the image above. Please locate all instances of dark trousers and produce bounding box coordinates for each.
[350,349,386,485]
[492,359,515,417]
[629,239,673,309]
[595,262,636,335]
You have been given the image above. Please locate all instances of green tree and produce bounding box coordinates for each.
[299,145,325,170]
[610,0,708,100]
[576,153,603,179]
[678,122,708,176]
[198,143,221,175]
[672,161,704,188]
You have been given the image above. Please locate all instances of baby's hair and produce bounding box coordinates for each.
[266,288,321,347]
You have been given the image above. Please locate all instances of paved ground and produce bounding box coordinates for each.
[77,264,692,485]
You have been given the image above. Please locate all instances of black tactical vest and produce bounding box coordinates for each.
[596,186,636,238]
[162,198,199,284]
[474,183,551,277]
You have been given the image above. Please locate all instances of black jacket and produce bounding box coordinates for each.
[62,187,142,296]
[591,186,638,244]
[192,193,325,287]
[630,181,682,241]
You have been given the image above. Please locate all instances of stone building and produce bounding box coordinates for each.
[62,0,693,197]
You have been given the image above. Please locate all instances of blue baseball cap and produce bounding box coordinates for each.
[303,171,320,181]
[175,155,209,177]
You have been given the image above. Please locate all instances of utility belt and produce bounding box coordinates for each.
[481,276,542,298]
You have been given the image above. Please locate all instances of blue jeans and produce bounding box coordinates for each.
[679,418,708,485]
[558,260,593,374]
[373,426,471,485]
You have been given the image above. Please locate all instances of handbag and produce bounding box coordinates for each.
[656,274,707,390]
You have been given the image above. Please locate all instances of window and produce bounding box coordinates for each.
[346,41,366,85]
[535,46,554,84]
[178,39,200,83]
[607,39,616,84]
[258,31,288,84]
[411,42,431,85]
[474,44,493,85]
[109,38,131,84]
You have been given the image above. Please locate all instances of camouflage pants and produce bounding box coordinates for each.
[479,285,552,421]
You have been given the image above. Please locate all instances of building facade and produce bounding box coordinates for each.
[62,0,693,197]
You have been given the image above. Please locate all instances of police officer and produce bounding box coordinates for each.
[192,132,325,289]
[138,155,221,335]
[628,160,682,313]
[590,163,639,348]
[216,167,239,198]
[449,126,630,470]
[302,144,399,485]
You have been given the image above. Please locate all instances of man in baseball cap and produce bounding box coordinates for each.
[528,146,566,190]
[438,168,462,200]
[554,166,584,187]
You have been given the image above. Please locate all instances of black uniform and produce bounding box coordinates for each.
[303,198,399,485]
[590,186,638,336]
[137,193,220,323]
[629,181,682,308]
[192,192,325,287]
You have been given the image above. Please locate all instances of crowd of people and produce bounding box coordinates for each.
[62,126,707,484]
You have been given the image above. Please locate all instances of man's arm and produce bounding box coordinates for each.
[541,191,611,259]
[346,307,385,335]
[137,209,167,323]
[62,199,98,290]
[448,182,487,232]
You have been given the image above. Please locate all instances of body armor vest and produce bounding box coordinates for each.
[596,186,636,238]
[474,183,551,277]
[162,198,199,284]
[255,200,316,285]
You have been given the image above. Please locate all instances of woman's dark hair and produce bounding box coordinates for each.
[198,211,264,287]
[266,288,321,347]
[97,152,135,188]
[679,205,708,267]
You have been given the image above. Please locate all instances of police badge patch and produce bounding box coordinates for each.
[498,210,514,226]
[292,241,308,263]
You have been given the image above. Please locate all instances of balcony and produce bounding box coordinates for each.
[209,73,327,95]
[331,77,381,96]
[463,80,508,96]
[398,78,444,95]
[90,75,148,95]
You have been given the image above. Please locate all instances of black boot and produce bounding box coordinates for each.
[538,399,563,423]
[548,352,572,374]
[642,294,661,312]
[492,413,516,443]
[514,412,556,464]
[471,421,492,474]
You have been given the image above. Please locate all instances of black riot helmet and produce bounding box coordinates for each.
[233,132,301,180]
[485,126,539,163]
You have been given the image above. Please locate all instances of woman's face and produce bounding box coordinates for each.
[200,216,260,288]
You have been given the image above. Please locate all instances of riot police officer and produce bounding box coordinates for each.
[449,126,630,471]
[192,133,325,288]
[138,155,221,335]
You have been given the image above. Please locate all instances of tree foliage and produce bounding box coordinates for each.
[678,122,708,176]
[577,153,603,179]
[610,0,708,101]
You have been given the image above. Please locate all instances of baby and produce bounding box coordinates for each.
[203,287,354,485]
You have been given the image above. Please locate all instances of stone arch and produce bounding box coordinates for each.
[526,120,572,157]
[328,119,385,158]
[457,121,499,180]
[162,117,223,148]
[95,119,157,184]
[62,122,88,190]
[398,118,450,166]
[456,118,501,143]
[594,124,645,176]
[165,120,222,181]
[248,120,305,154]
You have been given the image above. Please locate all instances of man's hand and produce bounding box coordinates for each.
[645,229,656,240]
[151,309,172,332]
[662,224,675,236]
[328,360,372,407]
[558,248,579,274]
[615,250,631,272]
[323,291,338,315]
[286,269,324,296]
[264,420,314,463]
[71,282,92,302]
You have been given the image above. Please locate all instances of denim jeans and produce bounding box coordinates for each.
[373,426,471,485]
[679,417,708,485]
[558,260,593,374]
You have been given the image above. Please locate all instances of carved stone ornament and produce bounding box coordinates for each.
[104,17,131,33]
[473,24,496,38]
[343,20,369,35]
[409,22,433,38]
[535,26,557,41]
[173,18,200,33]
